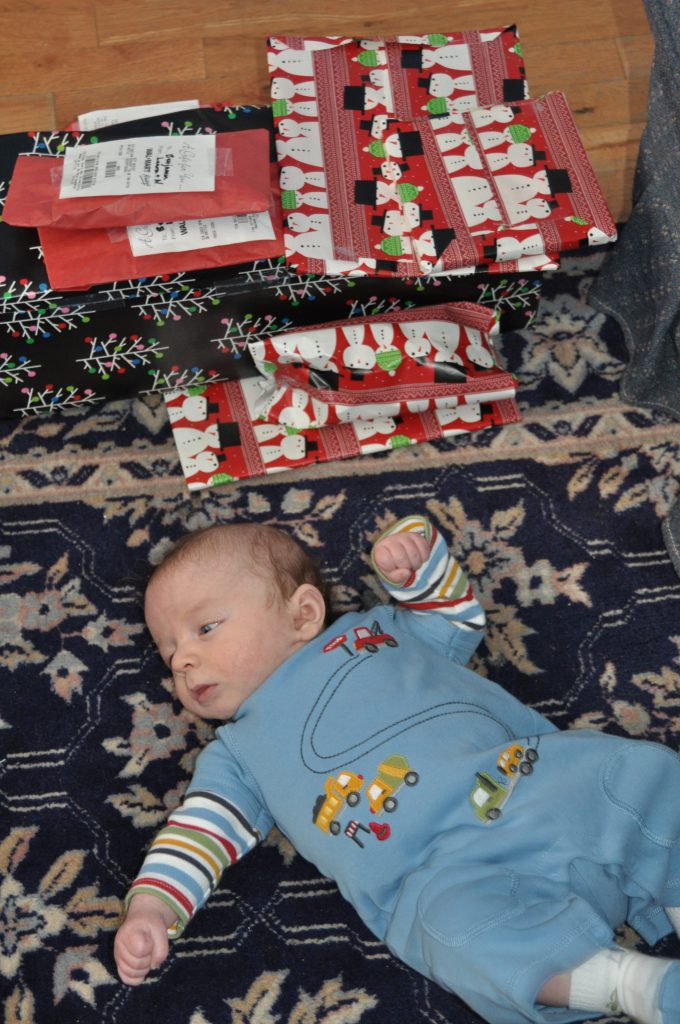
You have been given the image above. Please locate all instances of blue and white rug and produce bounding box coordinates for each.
[1,253,679,1024]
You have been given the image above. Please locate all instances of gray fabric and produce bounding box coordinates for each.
[589,0,680,574]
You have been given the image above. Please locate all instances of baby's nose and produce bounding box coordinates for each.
[171,642,197,671]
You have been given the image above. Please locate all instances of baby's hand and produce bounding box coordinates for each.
[373,531,430,585]
[114,894,174,985]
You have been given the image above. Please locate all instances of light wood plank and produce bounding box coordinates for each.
[0,0,98,49]
[1,38,205,95]
[0,94,55,134]
[558,78,650,130]
[203,35,279,105]
[525,38,625,89]
[94,0,649,46]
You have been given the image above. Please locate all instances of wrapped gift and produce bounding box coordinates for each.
[247,302,517,426]
[36,160,285,291]
[165,301,520,490]
[266,31,615,277]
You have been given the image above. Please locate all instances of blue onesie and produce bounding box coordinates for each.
[128,517,680,1024]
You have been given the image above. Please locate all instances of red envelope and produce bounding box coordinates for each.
[38,165,285,290]
[3,129,272,229]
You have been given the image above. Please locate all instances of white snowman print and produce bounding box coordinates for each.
[402,323,432,360]
[495,230,546,262]
[166,392,208,425]
[435,129,470,152]
[469,104,517,128]
[420,44,473,71]
[271,327,337,370]
[366,68,394,112]
[276,389,330,430]
[271,76,317,100]
[276,120,324,167]
[485,142,536,172]
[342,325,376,371]
[464,327,494,368]
[428,72,476,97]
[422,320,462,363]
[369,323,395,352]
[267,46,316,77]
[286,211,332,236]
[253,423,308,465]
[280,166,327,190]
[173,423,221,476]
[437,401,483,427]
[450,176,502,227]
[443,145,483,174]
[353,416,398,445]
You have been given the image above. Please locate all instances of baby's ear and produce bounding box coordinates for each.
[291,584,326,639]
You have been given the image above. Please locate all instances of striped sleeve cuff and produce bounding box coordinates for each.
[125,790,260,938]
[371,515,485,632]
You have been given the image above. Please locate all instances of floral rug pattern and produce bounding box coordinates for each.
[1,252,680,1024]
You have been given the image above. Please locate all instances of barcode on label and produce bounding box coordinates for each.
[79,156,98,190]
[104,160,118,178]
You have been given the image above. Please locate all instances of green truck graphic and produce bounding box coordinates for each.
[469,742,539,822]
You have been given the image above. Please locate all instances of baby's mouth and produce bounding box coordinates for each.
[192,684,218,705]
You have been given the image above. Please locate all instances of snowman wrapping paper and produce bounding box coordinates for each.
[164,302,519,490]
[267,30,617,278]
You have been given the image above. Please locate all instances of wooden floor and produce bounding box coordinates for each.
[0,0,652,222]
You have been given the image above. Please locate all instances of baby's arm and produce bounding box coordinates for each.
[371,515,486,660]
[114,789,262,984]
[114,892,176,985]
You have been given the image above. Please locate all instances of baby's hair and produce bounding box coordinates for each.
[148,522,329,613]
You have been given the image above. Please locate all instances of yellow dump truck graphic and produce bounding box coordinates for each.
[469,742,539,822]
[313,771,364,835]
[497,742,538,776]
[365,754,419,814]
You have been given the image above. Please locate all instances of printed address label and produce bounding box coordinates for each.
[59,135,216,197]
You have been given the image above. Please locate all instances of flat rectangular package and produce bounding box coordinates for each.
[164,302,522,490]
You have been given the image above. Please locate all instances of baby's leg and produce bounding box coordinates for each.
[539,949,680,1024]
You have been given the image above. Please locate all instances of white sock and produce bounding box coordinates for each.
[569,948,675,1024]
[666,906,680,937]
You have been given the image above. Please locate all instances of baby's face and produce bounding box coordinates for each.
[145,551,308,720]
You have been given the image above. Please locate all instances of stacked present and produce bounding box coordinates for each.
[268,30,616,279]
[162,26,616,490]
[3,125,284,289]
[0,27,616,488]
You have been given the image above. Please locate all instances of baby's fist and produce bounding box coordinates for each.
[114,894,172,985]
[373,531,430,585]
